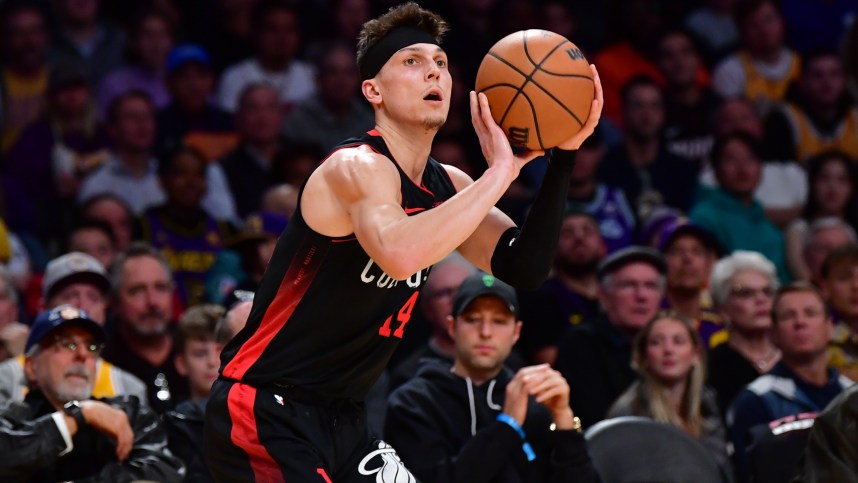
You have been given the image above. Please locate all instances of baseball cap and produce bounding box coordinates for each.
[452,273,518,317]
[25,304,104,353]
[42,252,110,299]
[166,44,212,74]
[657,218,720,254]
[638,206,683,248]
[597,246,667,282]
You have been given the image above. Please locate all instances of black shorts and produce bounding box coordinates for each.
[203,378,418,482]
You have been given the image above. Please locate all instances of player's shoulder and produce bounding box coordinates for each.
[322,144,400,179]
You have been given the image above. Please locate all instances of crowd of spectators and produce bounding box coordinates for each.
[0,0,857,481]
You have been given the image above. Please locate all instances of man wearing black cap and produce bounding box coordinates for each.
[656,217,725,349]
[386,273,598,483]
[205,2,603,481]
[0,305,184,482]
[555,246,667,428]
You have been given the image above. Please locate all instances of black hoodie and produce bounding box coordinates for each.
[384,359,600,483]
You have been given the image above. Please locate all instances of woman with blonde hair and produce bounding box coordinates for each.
[608,311,729,470]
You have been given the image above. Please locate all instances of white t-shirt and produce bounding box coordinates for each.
[217,58,316,113]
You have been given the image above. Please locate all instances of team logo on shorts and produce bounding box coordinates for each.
[357,440,416,483]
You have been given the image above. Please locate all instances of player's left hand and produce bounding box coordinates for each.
[556,64,603,151]
[470,91,545,177]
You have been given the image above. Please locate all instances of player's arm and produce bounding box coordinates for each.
[318,143,539,281]
[457,65,603,290]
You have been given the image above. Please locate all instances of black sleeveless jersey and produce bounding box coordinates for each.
[219,130,458,401]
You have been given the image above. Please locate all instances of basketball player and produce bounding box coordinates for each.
[203,3,602,482]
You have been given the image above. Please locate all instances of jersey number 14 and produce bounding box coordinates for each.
[378,291,419,339]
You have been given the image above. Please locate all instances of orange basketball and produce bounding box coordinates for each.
[475,29,594,150]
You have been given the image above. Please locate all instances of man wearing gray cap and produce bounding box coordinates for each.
[0,252,145,403]
[0,305,184,481]
[554,246,667,428]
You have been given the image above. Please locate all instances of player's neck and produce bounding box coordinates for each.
[374,121,434,183]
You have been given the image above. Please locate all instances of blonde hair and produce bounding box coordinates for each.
[632,311,706,437]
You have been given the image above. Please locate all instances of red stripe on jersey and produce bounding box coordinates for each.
[223,239,326,380]
[227,383,283,481]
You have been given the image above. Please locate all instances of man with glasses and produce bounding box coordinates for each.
[555,246,666,428]
[727,282,854,480]
[0,305,184,481]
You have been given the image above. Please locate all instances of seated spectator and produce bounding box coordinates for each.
[566,128,636,253]
[821,245,858,382]
[800,218,857,287]
[217,0,315,113]
[174,304,223,403]
[652,216,725,348]
[385,273,599,483]
[707,251,781,414]
[101,243,188,413]
[261,183,299,219]
[764,52,858,163]
[282,41,373,152]
[389,253,476,391]
[0,3,49,152]
[0,305,184,481]
[97,9,173,116]
[204,211,287,306]
[47,0,125,86]
[79,194,135,252]
[155,44,236,160]
[219,82,286,218]
[796,384,858,482]
[785,152,858,281]
[711,0,800,116]
[163,299,251,483]
[599,76,699,216]
[138,146,234,307]
[3,63,109,244]
[690,132,790,282]
[705,97,808,229]
[656,28,720,166]
[0,252,146,403]
[608,312,729,471]
[78,90,164,215]
[728,282,854,481]
[66,219,116,270]
[684,0,739,63]
[518,210,606,365]
[555,246,666,428]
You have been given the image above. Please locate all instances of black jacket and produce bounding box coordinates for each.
[384,359,599,483]
[0,391,185,482]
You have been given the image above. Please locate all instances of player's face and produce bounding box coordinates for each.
[449,296,520,379]
[375,43,452,131]
[177,338,220,399]
[772,291,832,360]
[115,256,174,336]
[822,262,858,320]
[664,235,713,293]
[644,318,699,386]
[720,269,774,332]
[47,282,108,325]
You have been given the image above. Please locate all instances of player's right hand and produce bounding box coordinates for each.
[81,400,134,461]
[470,91,544,179]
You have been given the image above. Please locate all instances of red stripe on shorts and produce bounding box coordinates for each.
[227,383,283,482]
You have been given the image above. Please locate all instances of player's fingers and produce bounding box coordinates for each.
[478,92,498,131]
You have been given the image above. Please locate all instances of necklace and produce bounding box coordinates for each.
[754,347,781,370]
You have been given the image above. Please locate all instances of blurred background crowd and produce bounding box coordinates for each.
[0,0,857,481]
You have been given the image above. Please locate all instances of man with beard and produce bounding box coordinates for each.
[101,242,188,413]
[518,211,606,365]
[0,305,184,481]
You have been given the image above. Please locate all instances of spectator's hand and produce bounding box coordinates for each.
[503,367,534,426]
[520,364,576,429]
[80,400,133,461]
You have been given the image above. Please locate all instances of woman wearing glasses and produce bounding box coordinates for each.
[706,250,781,414]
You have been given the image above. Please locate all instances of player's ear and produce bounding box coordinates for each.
[362,79,382,105]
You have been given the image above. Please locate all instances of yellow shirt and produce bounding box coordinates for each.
[783,103,858,163]
[1,68,48,152]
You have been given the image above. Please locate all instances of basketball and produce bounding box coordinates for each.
[475,29,595,150]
